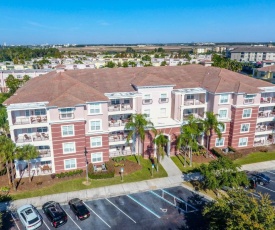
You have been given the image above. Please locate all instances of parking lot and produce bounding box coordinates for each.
[2,186,208,230]
[246,169,275,201]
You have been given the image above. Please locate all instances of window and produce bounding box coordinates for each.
[219,94,229,104]
[61,125,74,137]
[160,108,166,117]
[218,124,226,133]
[64,159,76,170]
[111,99,120,105]
[159,93,169,103]
[143,94,152,104]
[90,120,102,131]
[124,99,130,104]
[62,142,76,154]
[143,109,150,118]
[187,94,194,100]
[244,94,255,104]
[239,137,248,147]
[91,152,103,163]
[90,136,102,148]
[34,109,46,115]
[215,138,225,147]
[37,127,47,132]
[89,103,101,114]
[218,109,228,119]
[240,123,250,133]
[59,108,74,119]
[242,108,252,118]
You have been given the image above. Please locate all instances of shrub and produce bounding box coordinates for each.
[0,186,10,194]
[211,147,224,158]
[212,147,243,160]
[228,146,236,152]
[112,157,125,163]
[258,147,268,152]
[56,169,83,178]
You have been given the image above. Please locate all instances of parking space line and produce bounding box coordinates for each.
[258,185,275,193]
[42,220,51,230]
[150,191,188,213]
[161,189,198,211]
[126,194,161,219]
[105,198,136,223]
[63,210,82,230]
[266,171,275,175]
[244,189,261,198]
[10,212,20,230]
[83,201,111,228]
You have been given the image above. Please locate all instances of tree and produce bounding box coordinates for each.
[18,144,39,182]
[199,156,248,192]
[200,112,224,157]
[0,136,16,188]
[5,74,21,94]
[153,132,168,171]
[22,75,31,83]
[142,55,151,62]
[177,115,201,167]
[203,189,275,230]
[125,114,156,165]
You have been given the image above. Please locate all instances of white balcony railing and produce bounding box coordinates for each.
[108,104,132,112]
[16,132,50,143]
[184,99,204,106]
[13,115,48,125]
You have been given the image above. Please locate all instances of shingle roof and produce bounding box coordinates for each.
[231,47,275,53]
[4,65,273,107]
[257,65,275,72]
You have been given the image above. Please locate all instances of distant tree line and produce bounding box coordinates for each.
[212,54,243,72]
[0,47,62,63]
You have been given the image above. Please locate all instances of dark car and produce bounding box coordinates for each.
[68,198,90,221]
[251,173,270,185]
[42,201,67,228]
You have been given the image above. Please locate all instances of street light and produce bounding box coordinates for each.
[120,167,124,182]
[151,164,154,177]
[84,147,89,184]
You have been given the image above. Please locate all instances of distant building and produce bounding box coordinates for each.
[228,46,275,62]
[253,65,275,83]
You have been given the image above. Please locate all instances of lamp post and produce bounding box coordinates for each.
[120,167,124,182]
[84,147,89,184]
[151,164,154,177]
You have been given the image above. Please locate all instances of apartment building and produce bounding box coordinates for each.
[228,46,275,62]
[0,69,53,92]
[3,65,275,177]
[253,65,275,83]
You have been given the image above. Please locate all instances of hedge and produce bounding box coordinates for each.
[211,147,243,160]
[55,169,83,179]
[88,162,115,179]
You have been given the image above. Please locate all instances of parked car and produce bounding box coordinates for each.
[17,204,42,230]
[68,198,90,220]
[42,201,67,228]
[251,172,270,185]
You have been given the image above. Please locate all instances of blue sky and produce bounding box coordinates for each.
[0,0,274,45]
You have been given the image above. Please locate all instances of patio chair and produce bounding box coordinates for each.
[93,165,97,172]
[102,163,106,171]
[30,117,36,123]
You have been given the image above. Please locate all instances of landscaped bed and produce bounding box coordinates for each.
[0,155,167,200]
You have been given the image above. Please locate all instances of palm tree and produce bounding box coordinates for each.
[153,132,168,172]
[177,115,201,167]
[0,135,16,187]
[125,114,156,165]
[200,112,224,157]
[19,144,39,182]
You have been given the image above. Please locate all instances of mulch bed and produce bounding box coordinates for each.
[236,144,275,156]
[112,159,142,176]
[192,155,214,163]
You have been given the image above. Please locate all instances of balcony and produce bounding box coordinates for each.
[184,99,204,106]
[260,97,275,104]
[255,123,275,132]
[258,111,275,118]
[37,148,51,158]
[254,138,273,146]
[18,161,53,177]
[109,146,132,158]
[13,115,48,125]
[108,103,132,112]
[109,132,129,142]
[15,132,50,143]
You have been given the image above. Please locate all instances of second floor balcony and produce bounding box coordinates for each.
[15,127,50,143]
[108,114,131,128]
[37,146,51,158]
[109,131,130,142]
[183,108,204,120]
[12,109,47,126]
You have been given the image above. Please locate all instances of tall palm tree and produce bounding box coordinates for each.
[153,132,168,172]
[125,113,156,165]
[200,112,224,157]
[177,115,201,167]
[0,135,15,186]
[19,144,39,182]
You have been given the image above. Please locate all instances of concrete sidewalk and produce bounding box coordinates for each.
[160,155,182,176]
[241,160,275,171]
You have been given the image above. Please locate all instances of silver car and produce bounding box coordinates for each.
[17,204,42,230]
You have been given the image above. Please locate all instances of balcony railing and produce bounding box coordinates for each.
[16,132,50,143]
[258,111,275,118]
[37,149,51,158]
[108,104,132,112]
[260,97,275,104]
[255,125,275,132]
[109,134,128,142]
[184,99,204,106]
[108,119,129,127]
[254,139,272,146]
[159,98,169,103]
[13,115,48,125]
[142,99,153,105]
[183,113,203,119]
[109,147,132,157]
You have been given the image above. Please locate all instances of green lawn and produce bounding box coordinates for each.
[234,151,275,165]
[12,156,168,200]
[171,155,202,173]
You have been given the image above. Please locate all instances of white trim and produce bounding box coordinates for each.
[215,137,225,147]
[238,137,248,147]
[88,103,102,115]
[90,136,103,148]
[62,142,76,154]
[242,108,252,118]
[91,152,103,163]
[64,158,77,170]
[61,124,75,137]
[218,108,228,119]
[240,123,250,133]
[219,94,229,104]
[89,119,102,132]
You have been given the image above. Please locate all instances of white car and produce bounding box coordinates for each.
[17,204,42,230]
